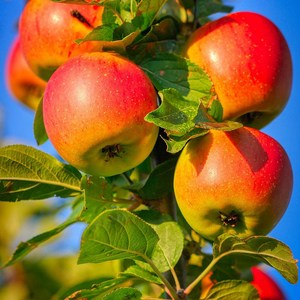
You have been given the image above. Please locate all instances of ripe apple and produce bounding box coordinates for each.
[43,52,159,177]
[184,12,292,129]
[251,267,286,300]
[19,0,104,80]
[5,36,46,110]
[173,127,293,241]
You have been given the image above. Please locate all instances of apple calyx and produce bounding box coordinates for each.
[219,210,240,228]
[70,10,93,28]
[102,144,123,162]
[237,112,264,126]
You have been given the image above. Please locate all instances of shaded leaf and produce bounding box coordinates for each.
[205,280,259,300]
[197,0,233,19]
[65,277,130,300]
[0,145,82,201]
[33,97,48,145]
[213,234,298,284]
[103,287,142,300]
[78,209,159,264]
[131,158,177,200]
[80,176,115,224]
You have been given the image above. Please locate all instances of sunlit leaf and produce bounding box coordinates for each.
[213,234,298,284]
[0,145,82,201]
[136,210,184,273]
[123,264,163,284]
[78,209,159,264]
[140,53,212,102]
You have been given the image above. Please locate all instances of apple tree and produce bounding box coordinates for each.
[1,0,298,299]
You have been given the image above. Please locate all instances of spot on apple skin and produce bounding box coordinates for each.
[101,144,124,162]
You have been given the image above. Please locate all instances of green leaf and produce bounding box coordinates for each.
[136,210,184,273]
[0,145,82,201]
[197,0,233,19]
[213,234,299,284]
[123,264,163,284]
[80,176,115,224]
[65,277,130,300]
[145,88,200,135]
[33,97,48,145]
[78,209,159,264]
[208,99,223,122]
[133,0,168,31]
[205,280,259,300]
[146,90,242,153]
[103,287,142,300]
[139,53,212,102]
[2,199,83,268]
[137,17,178,44]
[132,158,177,200]
[150,219,184,272]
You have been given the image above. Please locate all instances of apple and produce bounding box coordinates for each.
[251,267,286,300]
[200,267,286,299]
[5,36,47,110]
[184,12,292,129]
[43,52,159,177]
[19,0,104,80]
[173,127,293,241]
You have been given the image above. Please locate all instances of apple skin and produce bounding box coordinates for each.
[184,12,292,129]
[251,267,286,300]
[5,36,47,110]
[43,52,159,177]
[19,0,104,80]
[173,127,293,241]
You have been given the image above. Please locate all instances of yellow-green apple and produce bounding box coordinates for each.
[19,0,104,80]
[5,36,46,110]
[184,12,292,129]
[173,127,293,241]
[43,52,159,177]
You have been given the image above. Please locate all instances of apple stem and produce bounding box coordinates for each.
[70,10,93,28]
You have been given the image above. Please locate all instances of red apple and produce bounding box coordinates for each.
[173,127,293,241]
[43,52,159,177]
[5,36,47,110]
[184,12,292,129]
[251,267,286,300]
[19,0,104,80]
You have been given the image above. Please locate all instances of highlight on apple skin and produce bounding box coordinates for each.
[185,11,293,129]
[43,52,159,177]
[174,127,293,241]
[5,36,47,110]
[19,0,104,80]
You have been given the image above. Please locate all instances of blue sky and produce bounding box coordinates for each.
[0,0,299,299]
